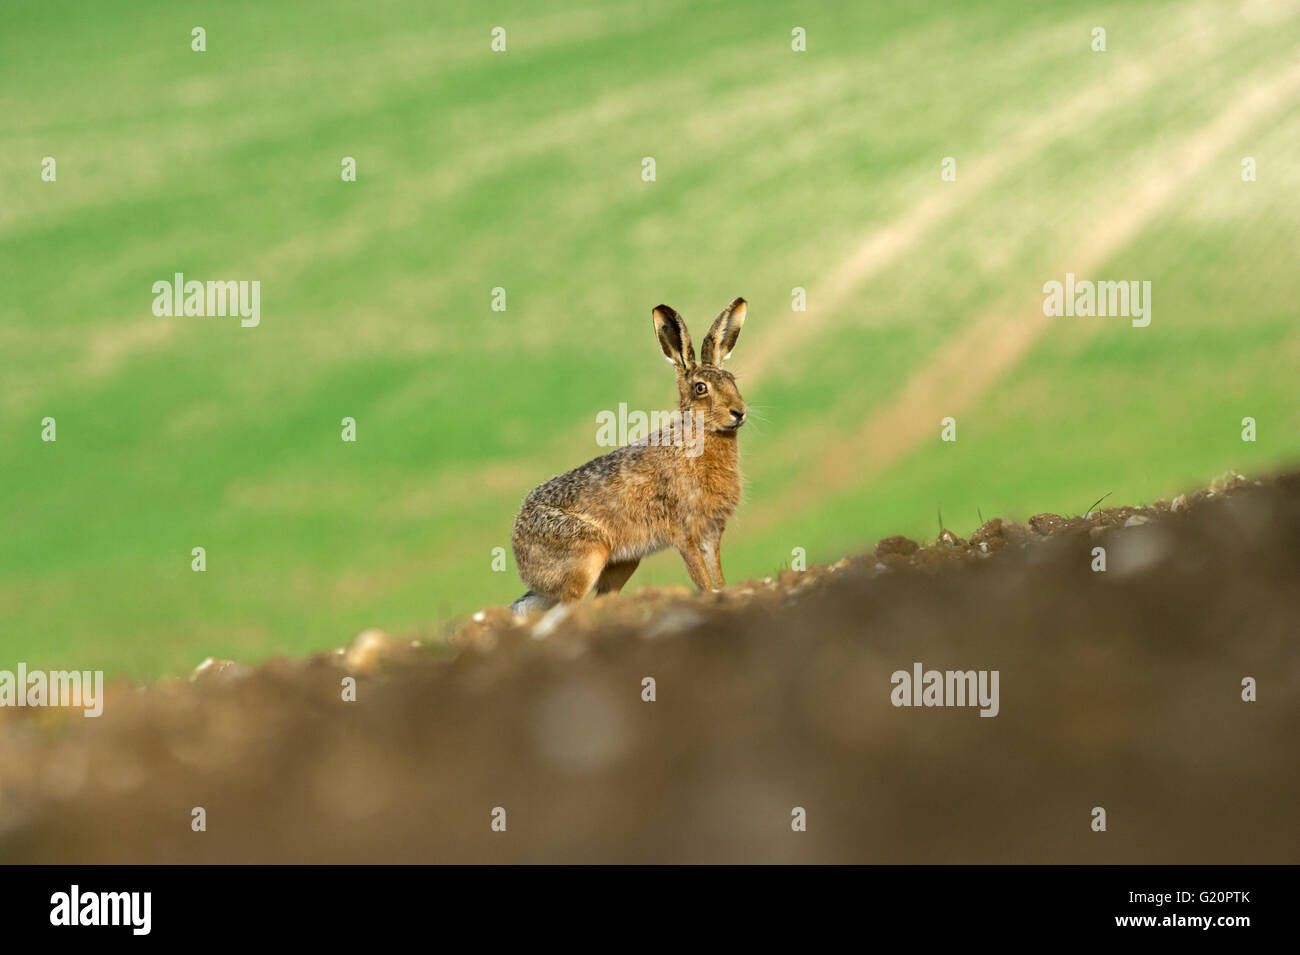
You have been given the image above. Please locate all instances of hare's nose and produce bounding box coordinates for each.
[729,408,746,425]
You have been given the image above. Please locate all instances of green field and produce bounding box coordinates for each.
[3,0,1298,678]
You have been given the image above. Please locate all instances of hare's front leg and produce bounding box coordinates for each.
[595,558,640,594]
[702,533,724,589]
[677,539,712,591]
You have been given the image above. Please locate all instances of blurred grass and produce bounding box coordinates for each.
[2,0,1298,677]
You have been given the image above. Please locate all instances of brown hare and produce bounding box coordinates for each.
[511,297,749,618]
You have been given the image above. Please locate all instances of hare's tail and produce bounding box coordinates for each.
[510,590,557,616]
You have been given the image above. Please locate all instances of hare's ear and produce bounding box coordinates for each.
[652,305,695,371]
[699,297,746,366]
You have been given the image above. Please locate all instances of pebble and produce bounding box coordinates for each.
[189,657,244,684]
[344,628,402,672]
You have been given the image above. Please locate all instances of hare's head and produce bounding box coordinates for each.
[652,298,748,433]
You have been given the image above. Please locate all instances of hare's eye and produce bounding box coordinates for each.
[694,382,708,396]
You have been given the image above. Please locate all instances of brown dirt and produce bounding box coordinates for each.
[1,472,1297,863]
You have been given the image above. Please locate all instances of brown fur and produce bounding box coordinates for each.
[511,298,749,613]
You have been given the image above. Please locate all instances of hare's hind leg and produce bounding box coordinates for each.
[514,503,610,605]
[558,544,609,602]
[595,559,640,595]
[529,544,608,639]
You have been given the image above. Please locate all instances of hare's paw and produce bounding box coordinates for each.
[510,590,556,617]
